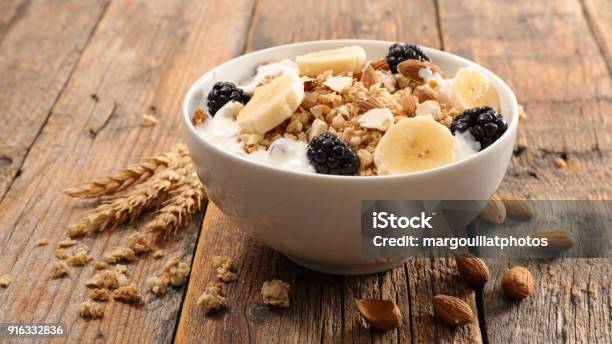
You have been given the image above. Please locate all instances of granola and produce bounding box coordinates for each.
[89,288,111,301]
[197,282,226,314]
[211,256,238,282]
[51,262,69,278]
[66,246,93,266]
[112,283,142,304]
[127,233,152,254]
[261,279,290,308]
[104,247,136,264]
[0,274,12,288]
[79,301,104,319]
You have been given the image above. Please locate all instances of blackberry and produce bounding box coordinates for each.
[385,43,430,73]
[451,106,508,150]
[307,132,360,175]
[207,81,250,116]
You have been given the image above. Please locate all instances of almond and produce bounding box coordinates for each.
[356,299,402,331]
[432,295,473,326]
[454,254,490,287]
[192,108,208,125]
[499,196,534,221]
[529,229,575,252]
[479,195,507,224]
[400,95,418,116]
[501,266,534,299]
[356,97,384,114]
[369,58,390,71]
[397,60,442,83]
[411,87,437,103]
[360,65,380,89]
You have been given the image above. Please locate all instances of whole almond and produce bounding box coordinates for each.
[479,195,507,224]
[529,229,575,252]
[369,58,390,71]
[356,96,384,113]
[400,95,418,116]
[432,295,473,326]
[454,255,490,287]
[360,65,380,89]
[356,299,402,331]
[499,196,534,221]
[397,60,442,83]
[501,266,534,299]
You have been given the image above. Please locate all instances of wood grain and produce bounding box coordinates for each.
[438,0,612,342]
[0,0,254,343]
[0,0,110,200]
[582,0,612,74]
[176,1,482,343]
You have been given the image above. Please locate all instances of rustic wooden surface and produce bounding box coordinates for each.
[0,0,610,343]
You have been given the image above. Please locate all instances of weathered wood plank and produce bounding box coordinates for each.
[0,0,254,343]
[176,1,483,343]
[438,0,611,342]
[582,0,612,74]
[0,0,111,200]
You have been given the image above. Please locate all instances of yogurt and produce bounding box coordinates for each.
[418,68,454,106]
[239,59,298,94]
[454,131,481,161]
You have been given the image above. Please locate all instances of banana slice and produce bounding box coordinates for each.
[451,67,500,112]
[374,117,455,174]
[296,46,366,77]
[237,72,304,134]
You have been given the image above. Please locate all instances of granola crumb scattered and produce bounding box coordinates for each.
[554,158,567,169]
[54,248,67,260]
[197,282,225,314]
[0,274,12,288]
[261,279,290,308]
[112,283,142,304]
[37,238,49,246]
[58,239,78,248]
[85,271,119,289]
[79,301,104,319]
[89,288,111,301]
[94,261,109,270]
[141,114,158,127]
[51,262,69,278]
[212,256,238,282]
[152,249,164,259]
[146,275,170,295]
[164,256,190,286]
[104,247,136,263]
[66,246,94,266]
[127,233,152,254]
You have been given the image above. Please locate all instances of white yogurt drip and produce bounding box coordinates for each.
[247,139,315,173]
[454,131,481,161]
[239,59,298,94]
[415,100,441,119]
[195,101,243,153]
[418,68,454,106]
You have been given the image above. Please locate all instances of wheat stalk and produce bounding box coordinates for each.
[65,144,189,198]
[147,172,205,237]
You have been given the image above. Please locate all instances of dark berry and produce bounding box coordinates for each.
[307,132,360,175]
[451,106,508,150]
[385,43,430,73]
[207,81,250,115]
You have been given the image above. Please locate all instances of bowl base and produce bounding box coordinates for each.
[285,255,407,275]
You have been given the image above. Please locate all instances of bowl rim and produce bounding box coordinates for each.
[182,39,518,181]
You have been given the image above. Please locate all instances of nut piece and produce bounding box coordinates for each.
[411,87,437,103]
[192,108,208,125]
[58,239,78,248]
[212,256,238,282]
[454,255,490,287]
[397,60,442,83]
[479,195,507,224]
[152,249,165,259]
[54,248,67,260]
[0,274,12,287]
[79,301,104,319]
[369,58,390,71]
[197,282,226,314]
[432,295,473,326]
[360,65,381,89]
[112,283,143,304]
[261,279,290,308]
[141,114,158,127]
[51,262,70,279]
[356,299,402,331]
[400,95,418,116]
[355,96,384,114]
[94,261,109,270]
[501,266,534,299]
[499,196,534,221]
[529,229,575,252]
[37,238,49,246]
[89,288,110,301]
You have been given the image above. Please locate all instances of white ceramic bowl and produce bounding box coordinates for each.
[182,40,518,275]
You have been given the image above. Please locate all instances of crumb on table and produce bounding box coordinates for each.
[196,282,225,314]
[261,279,290,308]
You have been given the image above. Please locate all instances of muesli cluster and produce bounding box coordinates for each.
[193,43,507,176]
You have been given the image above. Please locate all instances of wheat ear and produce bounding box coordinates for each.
[65,144,189,198]
[147,172,205,237]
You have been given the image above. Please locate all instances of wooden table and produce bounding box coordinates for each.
[0,0,610,343]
